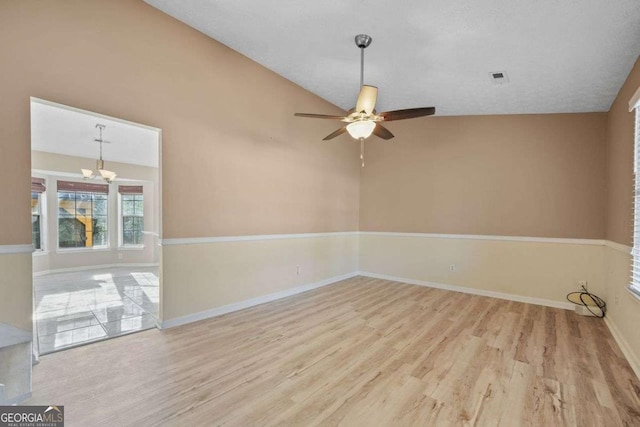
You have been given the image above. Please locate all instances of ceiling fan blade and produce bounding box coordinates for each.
[294,113,346,120]
[355,85,378,115]
[323,127,347,141]
[372,124,394,140]
[380,107,436,121]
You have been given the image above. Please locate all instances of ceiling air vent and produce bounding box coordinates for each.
[489,71,509,85]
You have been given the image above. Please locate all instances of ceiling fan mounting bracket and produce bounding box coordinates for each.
[354,34,372,49]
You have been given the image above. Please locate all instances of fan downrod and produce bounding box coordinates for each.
[354,34,372,49]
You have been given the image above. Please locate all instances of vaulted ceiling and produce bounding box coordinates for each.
[145,0,640,116]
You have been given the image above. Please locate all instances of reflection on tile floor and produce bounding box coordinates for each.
[34,267,159,354]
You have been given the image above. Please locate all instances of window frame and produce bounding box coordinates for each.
[631,103,640,299]
[119,190,144,248]
[56,181,110,251]
[31,190,45,252]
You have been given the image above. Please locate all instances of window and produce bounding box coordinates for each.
[632,103,640,297]
[31,177,46,251]
[57,181,109,249]
[31,192,42,250]
[119,185,144,246]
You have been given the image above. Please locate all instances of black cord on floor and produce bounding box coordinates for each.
[566,286,607,318]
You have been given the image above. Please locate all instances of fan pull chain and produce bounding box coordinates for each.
[360,138,365,167]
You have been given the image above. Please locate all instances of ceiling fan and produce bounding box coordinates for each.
[294,34,436,166]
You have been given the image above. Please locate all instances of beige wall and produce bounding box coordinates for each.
[163,234,358,322]
[0,0,359,330]
[0,254,32,331]
[359,234,605,304]
[606,57,640,246]
[0,0,359,245]
[360,113,607,239]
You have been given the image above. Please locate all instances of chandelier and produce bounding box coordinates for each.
[81,124,117,183]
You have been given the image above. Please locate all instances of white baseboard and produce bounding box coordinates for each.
[159,272,359,329]
[33,263,159,277]
[357,271,575,310]
[604,317,640,380]
[160,270,578,330]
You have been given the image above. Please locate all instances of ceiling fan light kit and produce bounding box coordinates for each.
[294,34,436,166]
[346,120,376,139]
[81,124,118,183]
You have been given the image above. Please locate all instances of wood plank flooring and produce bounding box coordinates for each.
[28,277,640,426]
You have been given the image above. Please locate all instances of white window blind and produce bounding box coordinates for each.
[632,104,640,297]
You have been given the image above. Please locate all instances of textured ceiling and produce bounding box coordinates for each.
[145,0,640,116]
[31,100,160,168]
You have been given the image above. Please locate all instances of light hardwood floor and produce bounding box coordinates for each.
[28,277,640,426]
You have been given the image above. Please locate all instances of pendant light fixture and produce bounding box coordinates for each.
[82,124,117,183]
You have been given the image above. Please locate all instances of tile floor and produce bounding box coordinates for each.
[33,267,159,354]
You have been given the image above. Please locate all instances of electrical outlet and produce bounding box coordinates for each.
[296,266,301,275]
[118,253,123,260]
[577,280,587,290]
[449,264,456,272]
[615,296,620,306]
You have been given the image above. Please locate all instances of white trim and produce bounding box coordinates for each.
[357,271,575,310]
[33,262,159,277]
[2,234,624,253]
[30,97,161,132]
[604,317,640,380]
[159,272,359,329]
[55,247,111,254]
[160,231,608,246]
[0,244,33,255]
[605,240,633,254]
[161,231,359,246]
[118,246,145,251]
[360,231,604,246]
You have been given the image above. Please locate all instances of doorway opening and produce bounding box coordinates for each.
[30,98,162,355]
